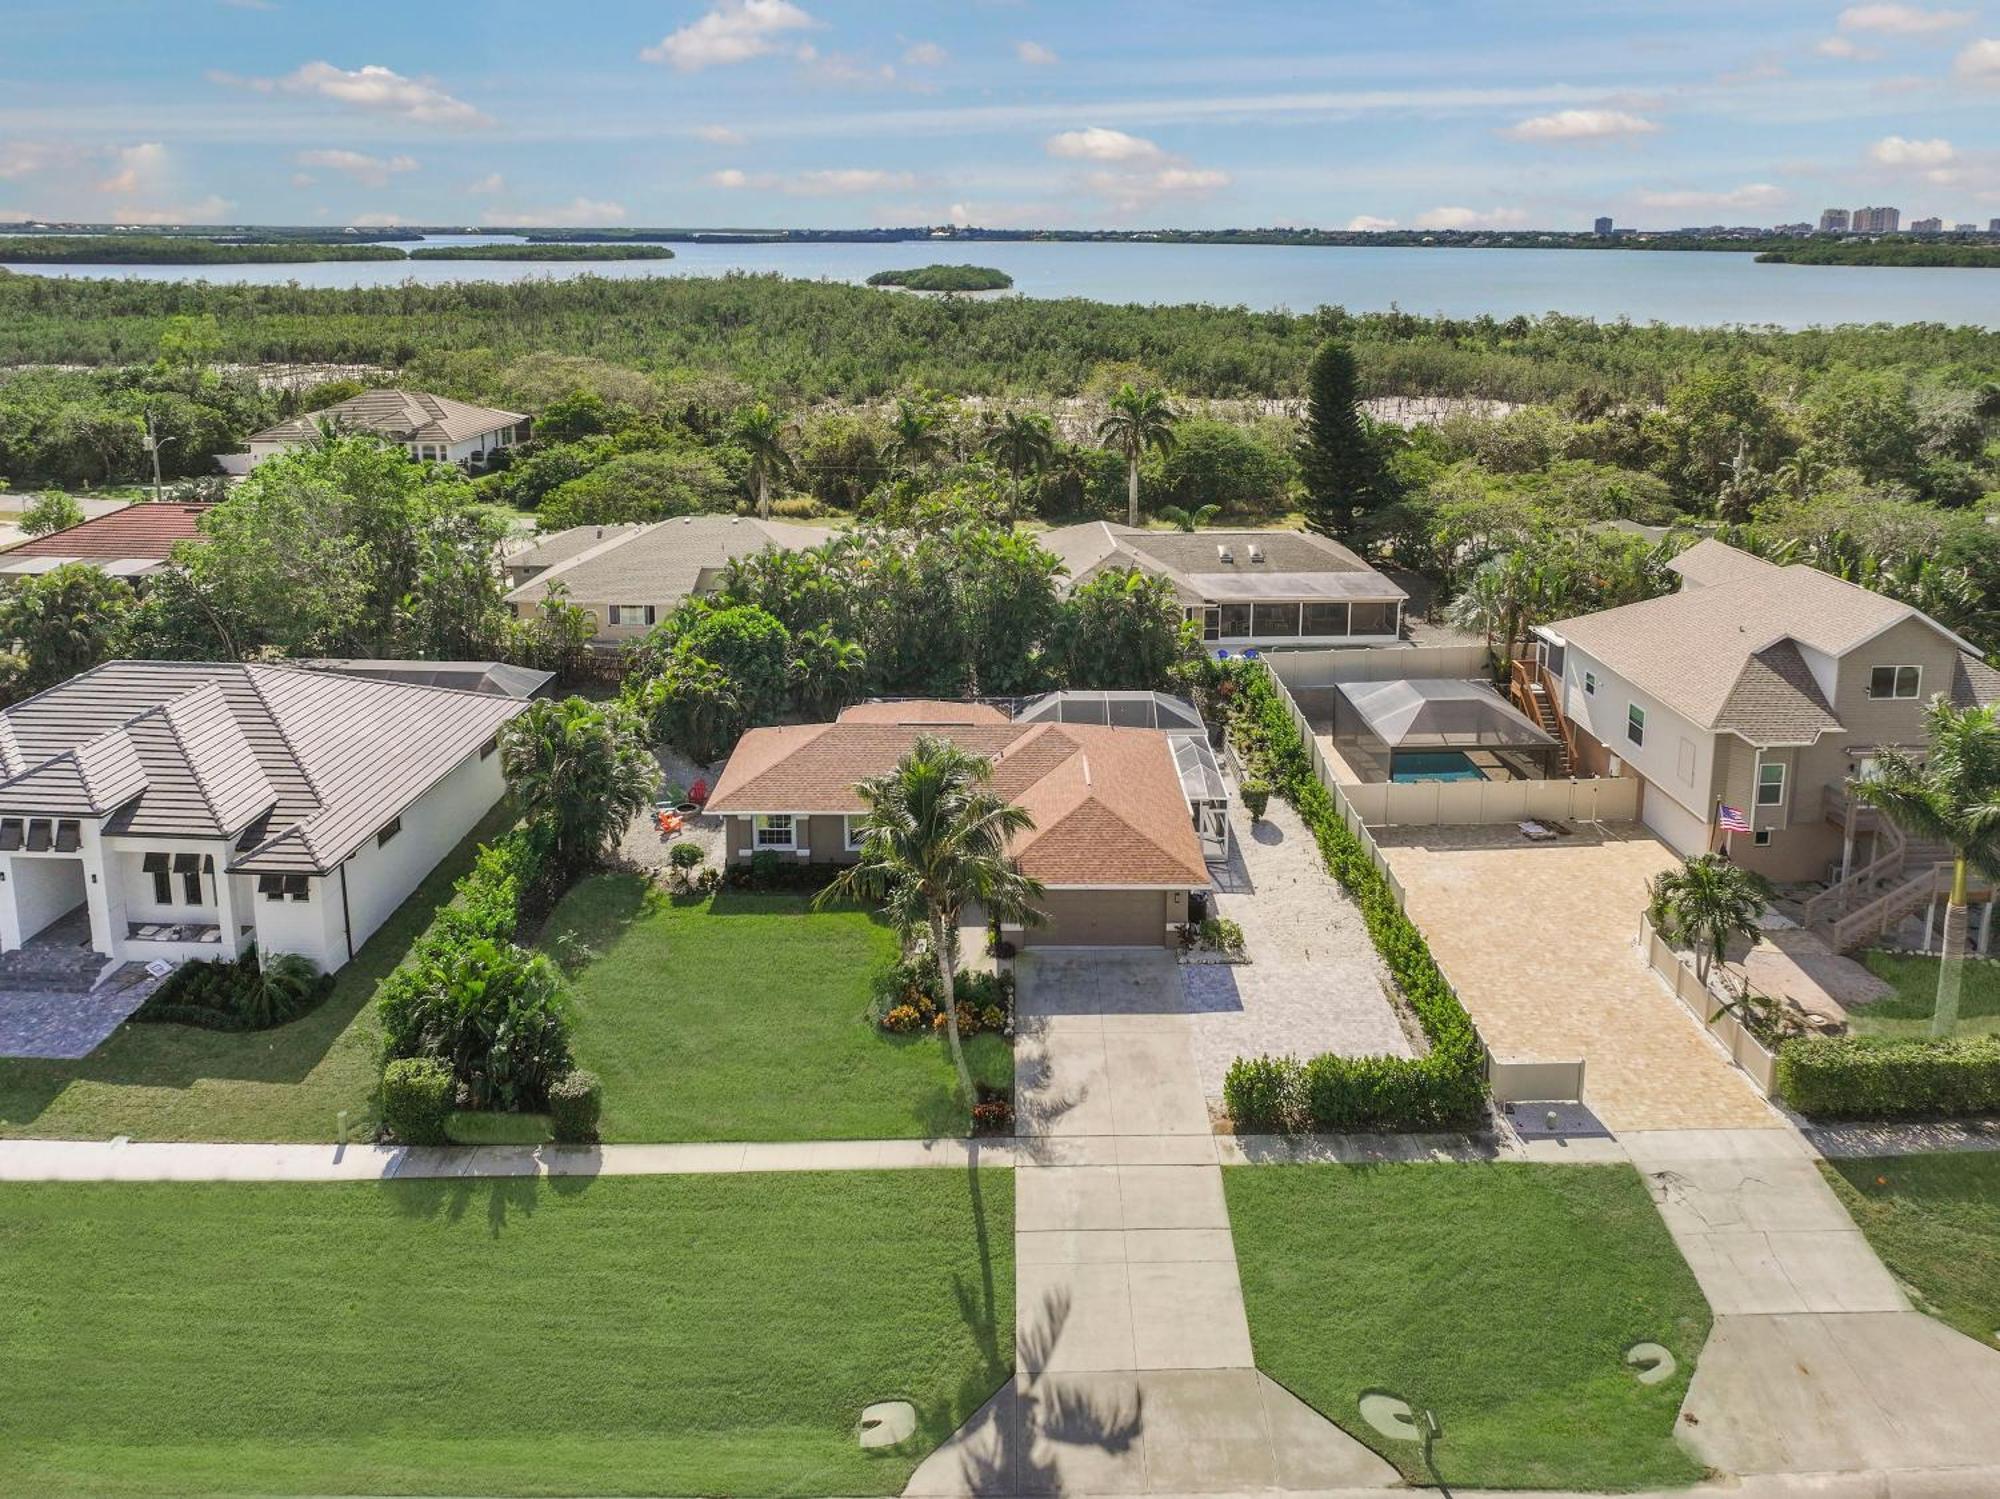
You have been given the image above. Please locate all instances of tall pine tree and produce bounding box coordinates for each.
[1298,338,1387,539]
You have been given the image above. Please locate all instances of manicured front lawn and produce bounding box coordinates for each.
[548,874,1011,1142]
[0,804,515,1143]
[1824,1152,2000,1346]
[0,1169,1014,1496]
[1224,1162,1710,1492]
[1852,951,2000,1039]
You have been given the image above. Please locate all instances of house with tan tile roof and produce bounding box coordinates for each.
[705,701,1212,947]
[1533,541,2000,889]
[1037,522,1407,649]
[241,390,527,473]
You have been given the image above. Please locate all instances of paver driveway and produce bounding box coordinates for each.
[1375,822,1778,1132]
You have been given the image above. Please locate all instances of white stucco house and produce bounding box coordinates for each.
[240,390,528,473]
[0,661,528,974]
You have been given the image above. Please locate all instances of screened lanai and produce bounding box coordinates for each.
[1329,678,1560,784]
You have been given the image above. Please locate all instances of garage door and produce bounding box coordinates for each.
[1026,890,1169,948]
[1640,781,1709,857]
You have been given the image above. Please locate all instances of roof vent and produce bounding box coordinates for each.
[1247,543,1265,563]
[1217,544,1234,564]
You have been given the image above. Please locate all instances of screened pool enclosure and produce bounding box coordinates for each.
[1328,678,1561,783]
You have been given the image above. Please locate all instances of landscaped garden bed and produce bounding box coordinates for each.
[1224,1161,1710,1492]
[1823,1151,2000,1347]
[0,1169,1013,1496]
[547,874,1011,1141]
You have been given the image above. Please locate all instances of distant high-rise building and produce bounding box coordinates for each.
[1773,222,1812,235]
[1593,216,1614,236]
[1991,218,2000,234]
[1910,216,1944,234]
[1818,208,1850,232]
[1852,206,1900,233]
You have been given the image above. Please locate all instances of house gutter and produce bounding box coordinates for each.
[338,861,355,965]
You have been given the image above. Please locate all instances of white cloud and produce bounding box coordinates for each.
[1413,205,1531,229]
[485,197,627,227]
[1501,108,1659,142]
[708,168,749,188]
[1637,182,1785,210]
[1045,127,1163,163]
[695,124,747,146]
[708,167,915,195]
[467,172,505,195]
[1084,165,1230,214]
[1838,4,1972,35]
[1015,40,1059,66]
[97,142,167,195]
[114,194,234,224]
[221,62,490,125]
[1347,214,1398,231]
[801,50,896,85]
[641,0,818,71]
[295,148,419,188]
[0,142,70,180]
[1956,37,2000,81]
[1815,35,1879,58]
[1870,134,1955,165]
[902,41,947,67]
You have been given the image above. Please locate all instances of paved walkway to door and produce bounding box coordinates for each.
[1375,822,1778,1132]
[909,949,1397,1496]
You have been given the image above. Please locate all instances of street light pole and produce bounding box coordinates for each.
[141,412,177,503]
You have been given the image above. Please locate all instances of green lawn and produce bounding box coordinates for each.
[0,1169,1013,1496]
[1852,951,2000,1039]
[0,803,518,1143]
[1824,1152,2000,1346]
[547,874,1011,1142]
[1224,1163,1711,1492]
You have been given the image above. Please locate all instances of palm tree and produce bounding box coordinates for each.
[983,410,1055,529]
[1097,384,1178,527]
[885,398,948,479]
[1646,853,1773,989]
[1157,503,1220,533]
[790,626,868,718]
[734,403,793,521]
[817,735,1045,1109]
[501,697,657,880]
[1852,699,2000,1036]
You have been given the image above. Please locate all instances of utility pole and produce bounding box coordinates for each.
[141,412,176,503]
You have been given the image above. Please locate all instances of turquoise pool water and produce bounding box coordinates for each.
[1390,751,1487,783]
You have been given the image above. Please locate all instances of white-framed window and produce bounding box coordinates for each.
[1583,671,1597,696]
[1867,665,1921,700]
[1753,829,1774,847]
[843,815,867,852]
[753,814,796,850]
[608,604,658,628]
[1626,703,1646,747]
[1756,761,1787,807]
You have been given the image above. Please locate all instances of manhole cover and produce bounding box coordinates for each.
[857,1401,916,1450]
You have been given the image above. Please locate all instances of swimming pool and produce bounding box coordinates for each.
[1389,751,1487,783]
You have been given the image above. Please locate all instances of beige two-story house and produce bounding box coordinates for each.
[1534,540,2000,884]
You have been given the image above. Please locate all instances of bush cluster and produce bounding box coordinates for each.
[1219,665,1487,1132]
[724,850,842,892]
[1776,1034,2000,1120]
[1185,917,1246,956]
[872,957,1015,1036]
[381,1057,455,1145]
[547,1068,604,1143]
[134,948,330,1032]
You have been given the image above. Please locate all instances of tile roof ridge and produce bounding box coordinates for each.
[239,664,325,812]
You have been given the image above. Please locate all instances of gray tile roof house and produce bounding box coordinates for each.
[1036,523,1407,647]
[504,515,836,646]
[0,662,527,974]
[1534,541,2000,884]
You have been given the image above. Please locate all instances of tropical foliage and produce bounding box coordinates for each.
[501,697,657,883]
[1646,854,1773,989]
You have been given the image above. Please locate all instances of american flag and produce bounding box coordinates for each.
[1717,804,1751,834]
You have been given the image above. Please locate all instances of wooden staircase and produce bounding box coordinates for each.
[1509,657,1576,777]
[1805,783,1988,950]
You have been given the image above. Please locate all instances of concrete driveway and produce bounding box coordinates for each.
[1376,822,1777,1132]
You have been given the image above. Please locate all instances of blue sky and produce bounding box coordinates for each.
[2,1,1997,230]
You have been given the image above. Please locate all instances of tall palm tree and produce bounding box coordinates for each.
[817,736,1044,1108]
[983,409,1055,529]
[1157,503,1220,533]
[734,403,794,521]
[885,398,948,479]
[1097,384,1178,527]
[501,697,657,880]
[1853,699,2000,1036]
[1647,853,1773,989]
[790,625,868,718]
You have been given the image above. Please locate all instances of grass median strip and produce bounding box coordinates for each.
[1224,1161,1710,1492]
[0,1169,1014,1496]
[1823,1151,2000,1346]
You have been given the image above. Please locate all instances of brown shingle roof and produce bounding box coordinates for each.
[0,503,213,563]
[836,700,1011,725]
[1668,538,1781,589]
[1711,641,1843,745]
[247,390,524,447]
[706,719,1209,888]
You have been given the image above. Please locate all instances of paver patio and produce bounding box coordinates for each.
[1374,822,1777,1132]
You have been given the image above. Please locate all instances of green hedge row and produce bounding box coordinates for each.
[1221,666,1487,1132]
[1777,1034,2000,1120]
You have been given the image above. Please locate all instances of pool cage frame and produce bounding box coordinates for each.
[1326,678,1562,783]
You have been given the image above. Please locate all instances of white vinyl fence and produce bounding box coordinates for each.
[1340,775,1640,829]
[1640,924,1780,1096]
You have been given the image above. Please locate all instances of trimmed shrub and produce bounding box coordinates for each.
[668,840,706,870]
[1777,1034,2000,1120]
[379,937,574,1113]
[1223,1055,1305,1132]
[1240,779,1271,821]
[547,1069,604,1142]
[382,1057,454,1145]
[1197,917,1246,956]
[1219,665,1487,1132]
